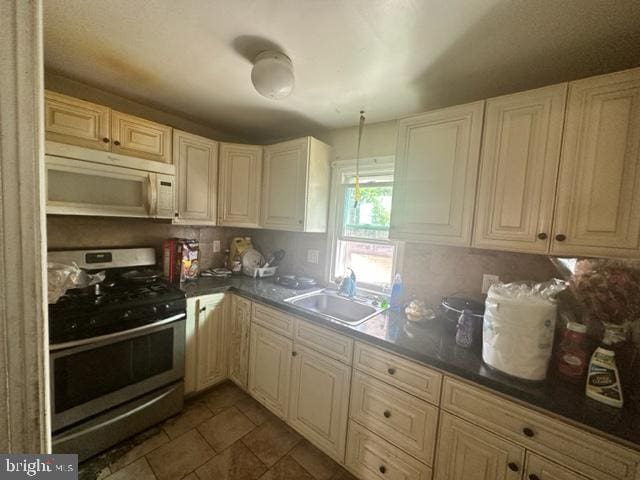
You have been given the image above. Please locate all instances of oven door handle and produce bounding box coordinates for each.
[49,313,186,351]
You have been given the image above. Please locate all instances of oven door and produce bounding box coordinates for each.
[50,314,185,432]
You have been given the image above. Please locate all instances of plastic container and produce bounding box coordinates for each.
[586,347,623,408]
[555,322,589,383]
[482,281,565,381]
[390,274,404,312]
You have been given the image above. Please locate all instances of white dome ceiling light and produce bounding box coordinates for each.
[251,51,294,100]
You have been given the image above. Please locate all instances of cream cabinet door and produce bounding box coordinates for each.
[473,84,567,253]
[45,90,111,150]
[248,323,293,419]
[435,412,525,480]
[525,454,590,480]
[553,68,640,257]
[227,295,251,390]
[195,294,228,391]
[111,110,172,163]
[261,138,308,231]
[218,143,262,227]
[289,344,351,463]
[173,130,218,224]
[391,101,484,246]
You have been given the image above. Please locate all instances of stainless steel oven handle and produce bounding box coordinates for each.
[49,313,186,351]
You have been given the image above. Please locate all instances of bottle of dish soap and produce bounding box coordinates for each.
[390,274,404,312]
[586,347,623,408]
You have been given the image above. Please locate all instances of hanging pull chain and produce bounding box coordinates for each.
[354,110,365,208]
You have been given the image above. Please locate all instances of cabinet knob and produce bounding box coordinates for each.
[102,137,110,143]
[555,234,566,242]
[383,410,391,418]
[522,427,535,437]
[537,232,548,240]
[379,465,387,474]
[292,351,297,357]
[200,307,206,313]
[387,367,396,375]
[113,140,121,146]
[507,462,519,472]
[528,475,540,480]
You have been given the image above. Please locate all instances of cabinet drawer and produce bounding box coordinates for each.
[294,320,353,365]
[354,342,442,405]
[252,303,296,338]
[442,377,640,480]
[526,453,590,480]
[346,420,432,480]
[350,371,438,464]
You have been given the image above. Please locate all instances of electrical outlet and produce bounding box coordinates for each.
[482,274,500,294]
[213,240,221,253]
[307,249,319,264]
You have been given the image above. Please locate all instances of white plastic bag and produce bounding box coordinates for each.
[47,262,105,304]
[482,280,567,381]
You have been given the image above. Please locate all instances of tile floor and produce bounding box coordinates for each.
[79,382,358,480]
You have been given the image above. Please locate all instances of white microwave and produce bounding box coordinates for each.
[45,142,175,219]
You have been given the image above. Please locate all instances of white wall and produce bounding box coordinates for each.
[320,119,398,160]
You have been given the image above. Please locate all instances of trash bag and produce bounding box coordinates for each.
[47,262,105,304]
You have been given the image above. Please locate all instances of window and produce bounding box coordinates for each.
[328,159,400,293]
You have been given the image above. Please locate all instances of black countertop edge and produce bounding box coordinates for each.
[178,276,640,450]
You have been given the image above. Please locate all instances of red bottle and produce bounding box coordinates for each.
[556,322,589,383]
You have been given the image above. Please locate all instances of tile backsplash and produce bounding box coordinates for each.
[46,216,558,304]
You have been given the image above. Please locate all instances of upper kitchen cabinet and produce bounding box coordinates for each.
[473,84,567,253]
[45,90,111,151]
[44,90,173,164]
[261,137,332,232]
[173,130,218,225]
[551,68,640,258]
[111,111,172,163]
[390,101,484,246]
[218,143,263,227]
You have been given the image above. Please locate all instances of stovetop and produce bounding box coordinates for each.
[49,274,186,345]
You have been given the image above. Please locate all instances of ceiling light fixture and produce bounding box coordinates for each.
[251,51,294,100]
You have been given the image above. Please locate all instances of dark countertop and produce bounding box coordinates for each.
[179,276,640,450]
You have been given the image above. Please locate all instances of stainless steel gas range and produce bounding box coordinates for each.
[47,248,186,461]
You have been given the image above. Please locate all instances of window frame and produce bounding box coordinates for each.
[325,156,402,295]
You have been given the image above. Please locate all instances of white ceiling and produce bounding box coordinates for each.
[44,0,640,143]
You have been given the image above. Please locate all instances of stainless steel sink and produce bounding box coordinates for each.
[285,289,386,325]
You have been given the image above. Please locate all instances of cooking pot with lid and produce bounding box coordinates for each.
[440,296,485,322]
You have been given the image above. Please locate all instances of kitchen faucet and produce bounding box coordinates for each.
[338,268,357,298]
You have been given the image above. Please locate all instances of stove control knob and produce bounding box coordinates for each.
[70,322,78,330]
[157,304,171,314]
[121,310,132,321]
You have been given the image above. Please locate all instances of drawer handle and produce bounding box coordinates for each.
[528,475,540,480]
[383,410,391,418]
[522,427,535,438]
[387,367,396,375]
[379,465,387,474]
[507,462,519,472]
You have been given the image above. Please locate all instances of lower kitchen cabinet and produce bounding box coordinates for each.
[289,344,351,462]
[195,293,228,391]
[434,412,524,480]
[526,453,590,480]
[227,294,251,389]
[248,322,293,418]
[346,420,432,480]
